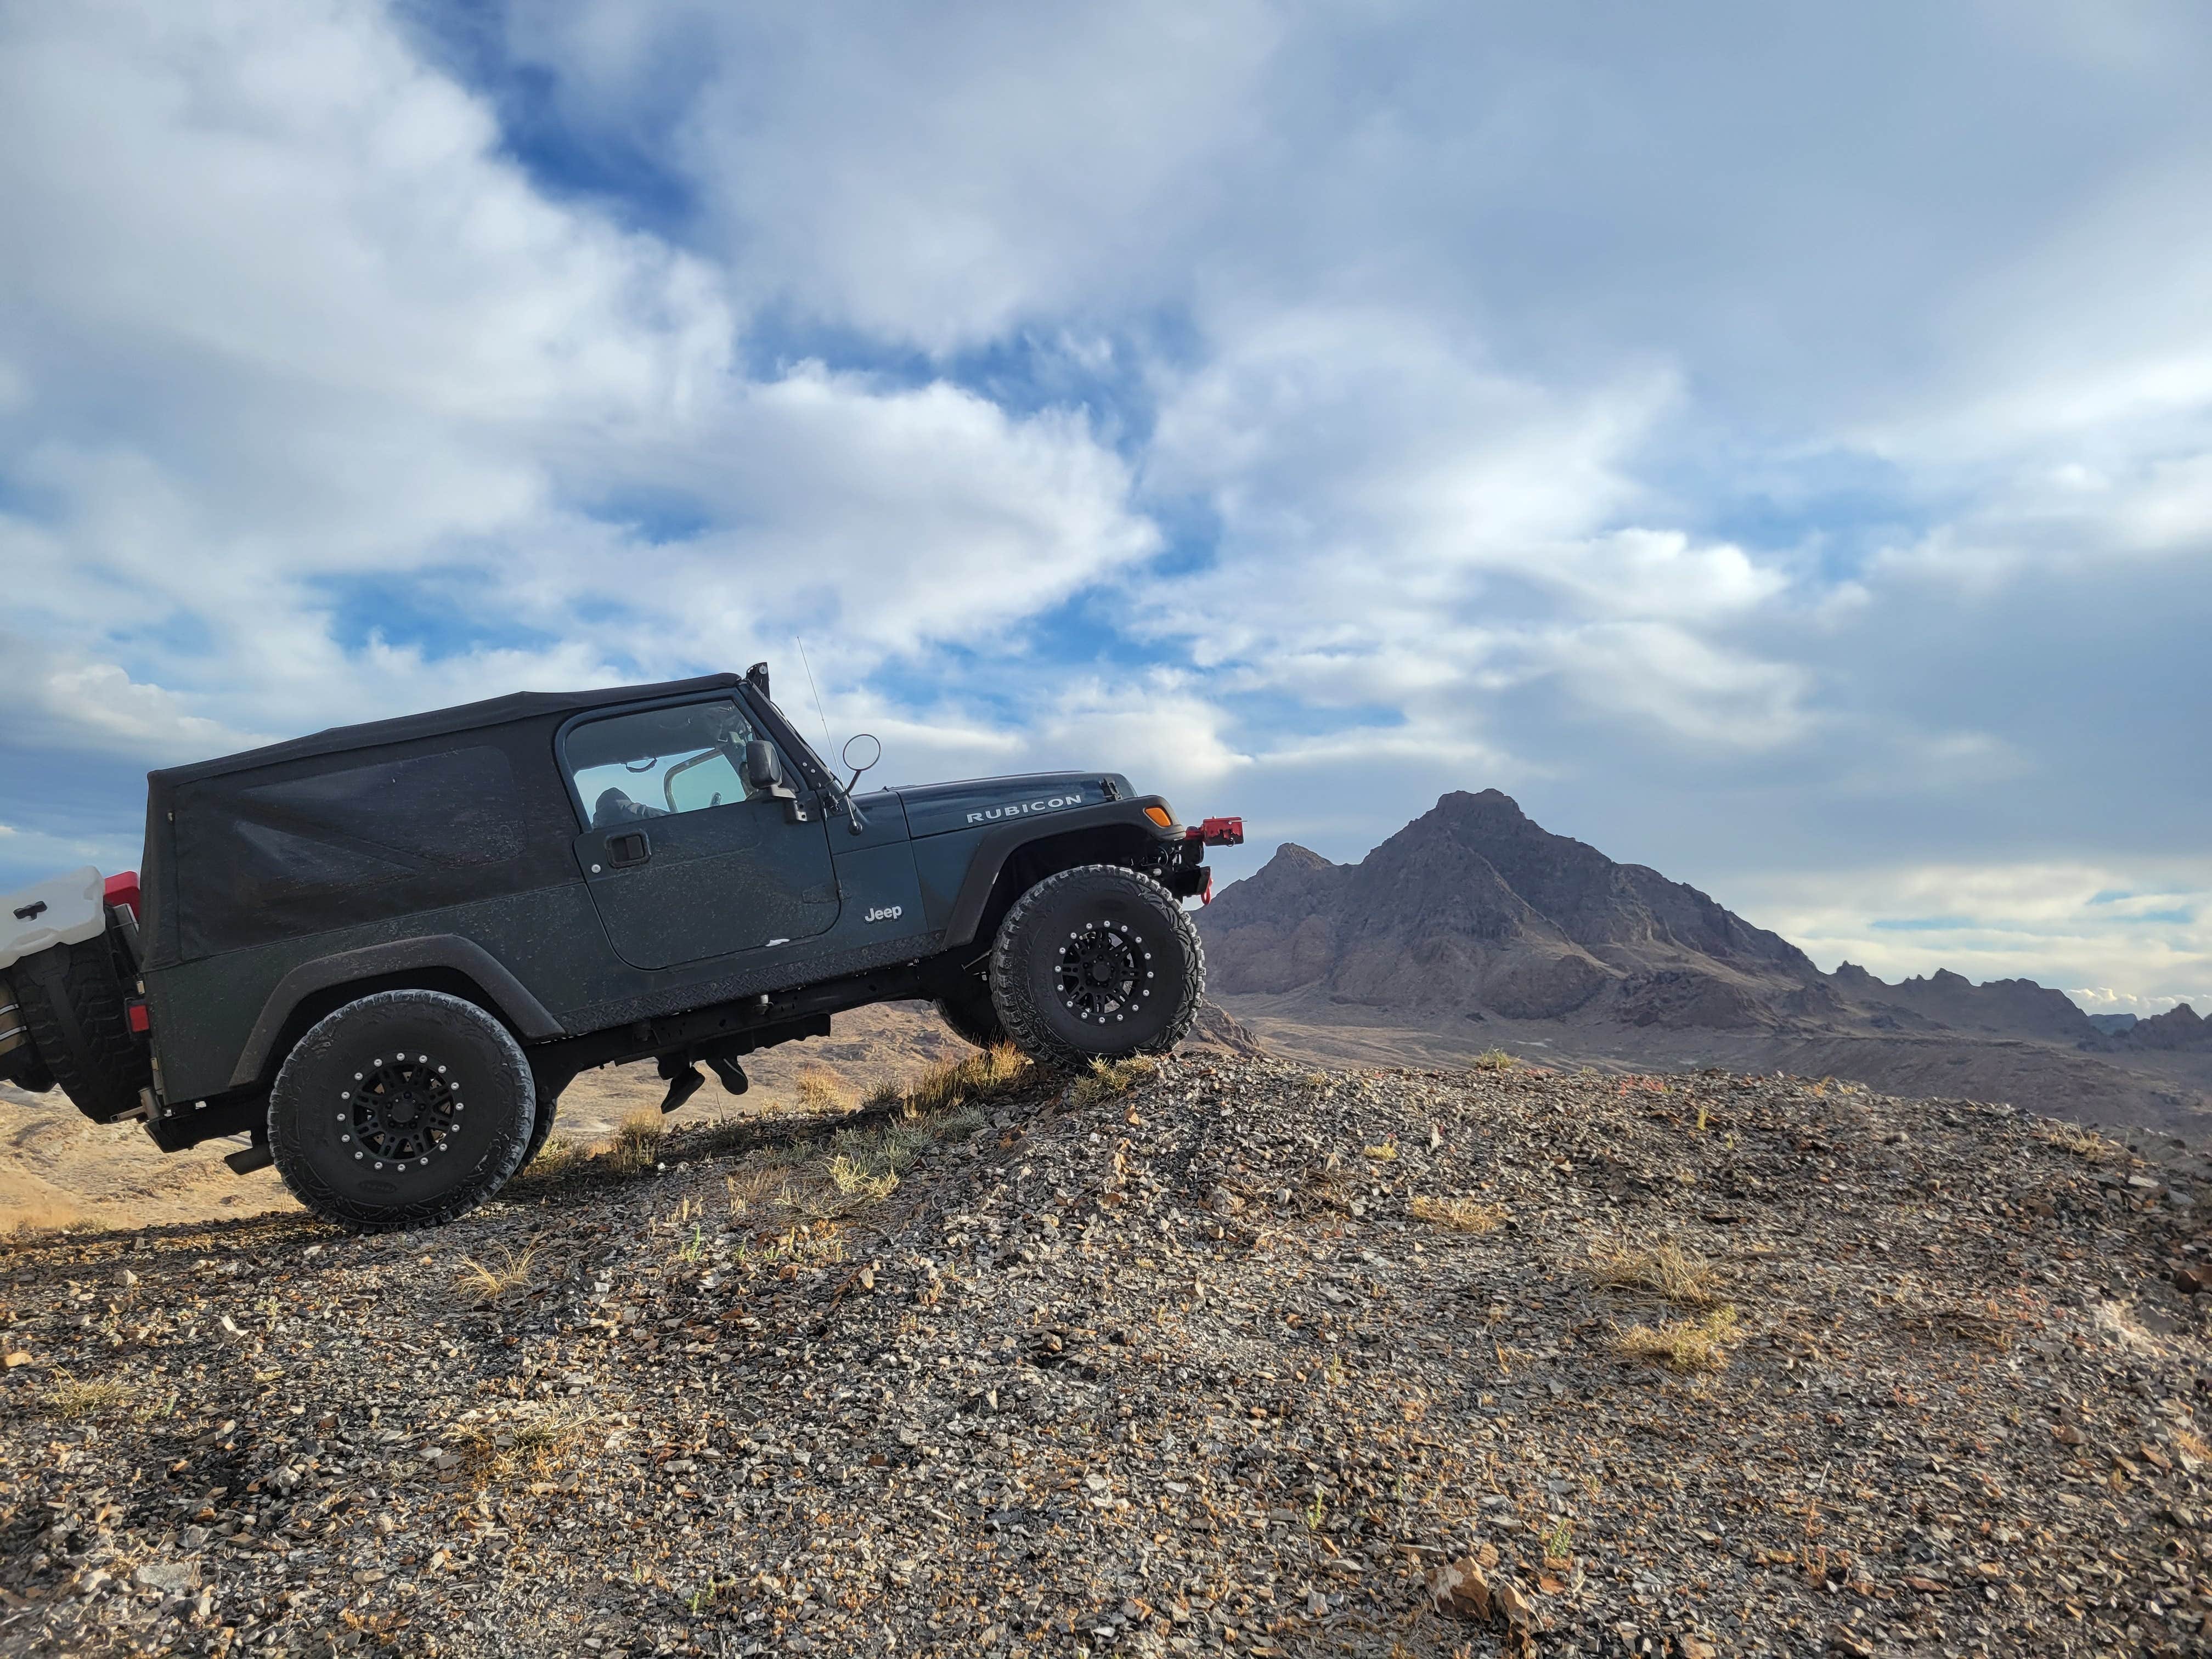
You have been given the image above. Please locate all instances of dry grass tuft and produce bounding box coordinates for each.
[820,1118,931,1207]
[1066,1055,1158,1111]
[825,1155,900,1204]
[452,1404,592,1484]
[1472,1049,1517,1072]
[2038,1121,2118,1163]
[1408,1194,1508,1233]
[454,1243,541,1307]
[514,1135,586,1187]
[1590,1239,1722,1308]
[38,1373,134,1420]
[1617,1307,1740,1373]
[606,1108,667,1173]
[793,1071,853,1115]
[725,1165,796,1218]
[865,1043,1031,1119]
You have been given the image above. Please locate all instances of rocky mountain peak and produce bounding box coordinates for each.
[1199,794,2117,1052]
[1201,789,1817,1023]
[2131,1003,2211,1051]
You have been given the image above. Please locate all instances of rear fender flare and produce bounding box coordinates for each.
[229,935,563,1090]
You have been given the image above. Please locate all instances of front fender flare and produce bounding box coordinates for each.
[941,799,1179,949]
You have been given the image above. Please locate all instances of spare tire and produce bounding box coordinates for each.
[0,972,55,1095]
[10,936,150,1122]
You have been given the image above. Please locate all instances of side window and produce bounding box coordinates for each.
[563,699,760,830]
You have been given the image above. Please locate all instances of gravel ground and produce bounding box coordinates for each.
[4,1051,2209,1658]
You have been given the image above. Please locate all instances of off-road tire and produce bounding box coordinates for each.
[10,937,149,1121]
[1,1043,55,1096]
[990,864,1203,1071]
[933,979,1007,1049]
[269,990,536,1232]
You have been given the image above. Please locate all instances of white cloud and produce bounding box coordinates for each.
[1727,859,2212,1013]
[512,1,1286,351]
[1132,308,1808,752]
[2,0,2208,1012]
[0,0,1159,763]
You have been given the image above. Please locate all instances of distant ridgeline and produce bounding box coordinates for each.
[1198,788,2209,1053]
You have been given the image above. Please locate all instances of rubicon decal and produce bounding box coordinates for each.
[968,794,1083,825]
[864,905,904,924]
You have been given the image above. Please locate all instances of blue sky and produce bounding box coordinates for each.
[1,1,2208,1013]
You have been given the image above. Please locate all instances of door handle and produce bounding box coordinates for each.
[607,831,652,867]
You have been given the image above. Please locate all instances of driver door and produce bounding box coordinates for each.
[562,696,839,972]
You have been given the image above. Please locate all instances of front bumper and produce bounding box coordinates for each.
[1158,815,1243,902]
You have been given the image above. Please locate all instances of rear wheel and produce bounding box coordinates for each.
[990,865,1203,1070]
[9,938,149,1122]
[268,990,535,1232]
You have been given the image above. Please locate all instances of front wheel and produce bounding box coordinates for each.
[990,865,1203,1070]
[269,990,537,1232]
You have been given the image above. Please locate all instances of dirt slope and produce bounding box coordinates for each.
[0,1003,1268,1237]
[4,1050,2208,1658]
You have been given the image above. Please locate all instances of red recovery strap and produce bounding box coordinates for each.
[1185,816,1244,847]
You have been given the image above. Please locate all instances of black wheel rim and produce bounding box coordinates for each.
[1054,919,1156,1025]
[335,1051,463,1172]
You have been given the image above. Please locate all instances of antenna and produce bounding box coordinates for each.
[793,636,834,752]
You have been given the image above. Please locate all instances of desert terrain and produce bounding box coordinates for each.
[4,1045,2209,1657]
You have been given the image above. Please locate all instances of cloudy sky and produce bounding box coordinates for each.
[1,1,2206,1013]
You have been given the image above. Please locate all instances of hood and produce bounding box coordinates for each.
[892,772,1136,839]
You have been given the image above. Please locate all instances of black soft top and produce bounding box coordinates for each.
[148,673,744,788]
[139,673,746,969]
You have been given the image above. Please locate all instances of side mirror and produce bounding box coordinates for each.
[743,740,783,792]
[842,732,881,792]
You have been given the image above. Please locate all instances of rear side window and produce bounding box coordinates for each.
[563,699,760,829]
[173,743,549,957]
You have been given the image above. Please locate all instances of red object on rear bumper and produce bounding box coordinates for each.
[1186,816,1244,847]
[127,1000,150,1035]
[104,871,141,921]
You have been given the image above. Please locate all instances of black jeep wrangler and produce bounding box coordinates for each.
[0,665,1239,1231]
